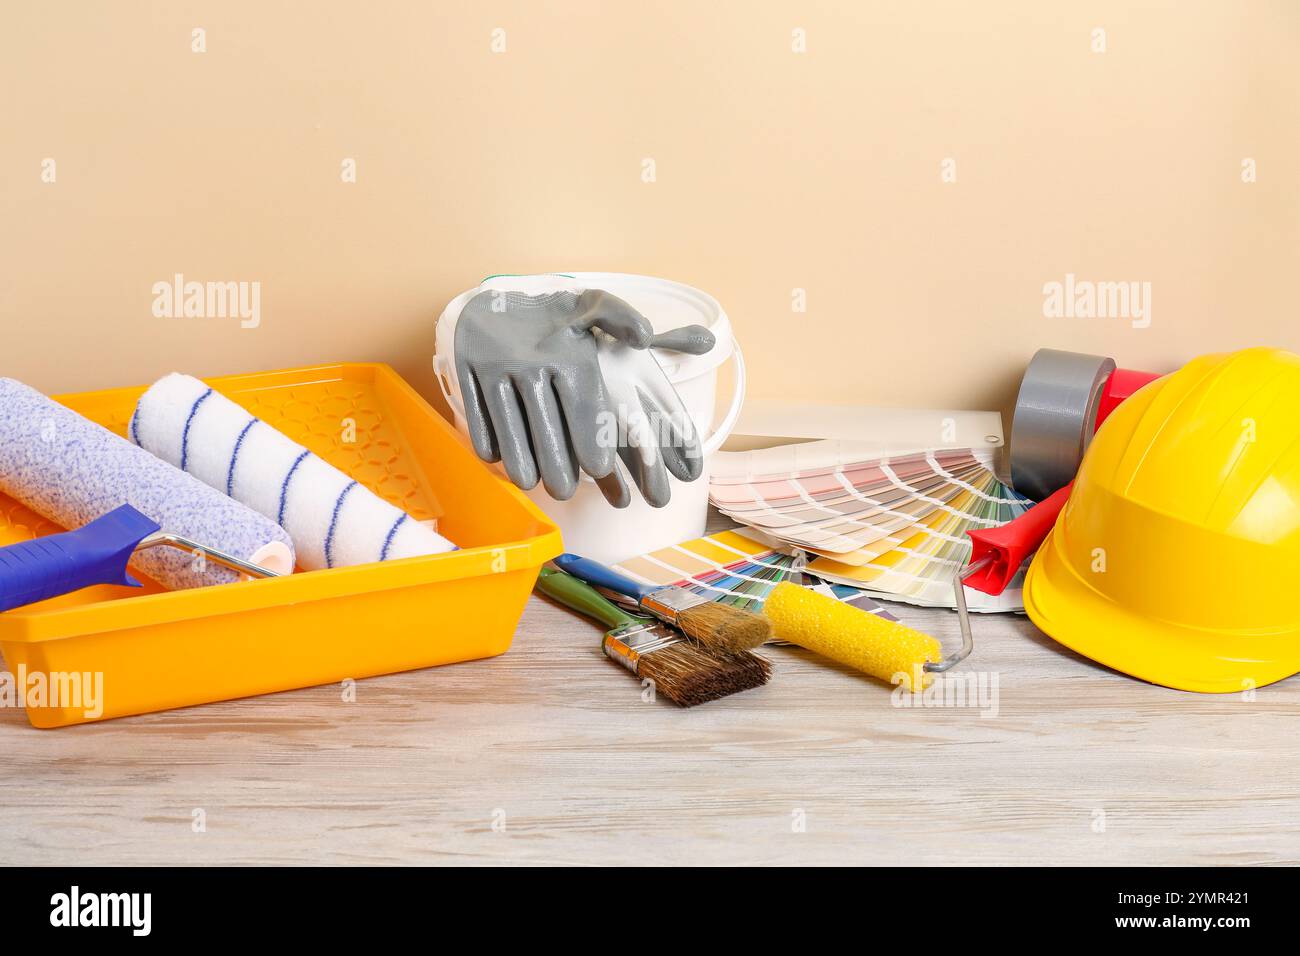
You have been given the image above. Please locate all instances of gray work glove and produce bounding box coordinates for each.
[454,288,714,503]
[590,327,709,508]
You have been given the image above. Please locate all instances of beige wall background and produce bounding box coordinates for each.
[2,1,1297,419]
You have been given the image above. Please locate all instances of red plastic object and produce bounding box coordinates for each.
[1096,367,1160,429]
[964,484,1071,595]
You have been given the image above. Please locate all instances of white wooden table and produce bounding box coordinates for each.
[3,584,1297,866]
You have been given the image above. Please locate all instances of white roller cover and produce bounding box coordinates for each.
[132,374,456,570]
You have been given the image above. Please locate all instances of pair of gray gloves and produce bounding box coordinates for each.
[454,288,714,508]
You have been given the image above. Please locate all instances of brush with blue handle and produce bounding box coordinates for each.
[553,552,772,652]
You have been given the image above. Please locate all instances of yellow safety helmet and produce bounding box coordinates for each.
[1024,347,1300,693]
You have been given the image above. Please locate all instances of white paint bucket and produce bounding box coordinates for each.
[435,273,745,563]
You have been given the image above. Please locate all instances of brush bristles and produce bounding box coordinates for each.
[676,602,773,652]
[638,642,771,707]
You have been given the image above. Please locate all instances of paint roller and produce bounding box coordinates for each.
[0,378,294,610]
[964,349,1161,595]
[761,557,973,691]
[130,374,456,569]
[0,503,281,612]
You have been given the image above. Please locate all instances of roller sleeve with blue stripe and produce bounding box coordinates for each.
[131,374,456,570]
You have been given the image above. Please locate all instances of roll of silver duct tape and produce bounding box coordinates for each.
[1010,349,1115,501]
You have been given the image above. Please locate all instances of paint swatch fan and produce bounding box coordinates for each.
[710,404,1032,611]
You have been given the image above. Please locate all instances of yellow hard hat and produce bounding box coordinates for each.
[1024,347,1300,693]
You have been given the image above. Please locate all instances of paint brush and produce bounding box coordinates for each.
[553,552,773,651]
[536,568,770,707]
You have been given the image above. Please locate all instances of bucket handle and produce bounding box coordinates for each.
[703,340,745,456]
[434,352,461,416]
[434,341,746,457]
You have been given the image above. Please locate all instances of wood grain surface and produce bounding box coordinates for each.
[3,581,1298,866]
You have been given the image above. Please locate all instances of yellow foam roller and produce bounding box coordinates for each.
[763,582,943,690]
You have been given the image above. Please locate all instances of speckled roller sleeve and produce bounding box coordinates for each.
[0,378,296,590]
[131,373,456,570]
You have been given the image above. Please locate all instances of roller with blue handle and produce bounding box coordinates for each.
[0,504,279,613]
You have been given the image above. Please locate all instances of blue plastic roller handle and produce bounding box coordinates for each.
[0,504,160,612]
[552,552,658,602]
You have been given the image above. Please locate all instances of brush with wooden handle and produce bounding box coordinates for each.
[552,552,772,651]
[535,568,770,707]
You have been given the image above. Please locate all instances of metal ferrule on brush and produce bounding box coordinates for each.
[602,621,683,676]
[638,587,709,626]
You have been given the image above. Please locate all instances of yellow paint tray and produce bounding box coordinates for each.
[0,363,562,728]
